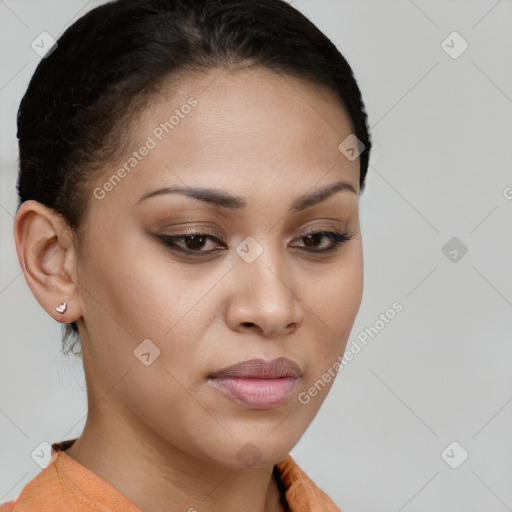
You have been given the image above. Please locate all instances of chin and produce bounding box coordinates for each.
[200,430,301,469]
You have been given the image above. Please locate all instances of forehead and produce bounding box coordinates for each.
[93,66,359,209]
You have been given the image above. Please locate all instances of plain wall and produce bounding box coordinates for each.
[1,1,511,510]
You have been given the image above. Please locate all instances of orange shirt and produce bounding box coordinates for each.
[1,440,341,512]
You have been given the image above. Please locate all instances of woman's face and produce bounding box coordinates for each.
[76,66,363,467]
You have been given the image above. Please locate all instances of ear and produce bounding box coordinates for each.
[13,200,82,324]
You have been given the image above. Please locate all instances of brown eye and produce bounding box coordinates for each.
[303,232,326,249]
[156,231,226,256]
[181,234,208,251]
[292,230,354,253]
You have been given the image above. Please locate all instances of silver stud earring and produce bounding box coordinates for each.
[55,301,67,314]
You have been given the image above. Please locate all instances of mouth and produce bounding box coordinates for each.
[208,357,302,409]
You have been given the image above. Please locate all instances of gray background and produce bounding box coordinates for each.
[1,1,511,510]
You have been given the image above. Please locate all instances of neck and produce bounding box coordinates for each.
[64,410,287,512]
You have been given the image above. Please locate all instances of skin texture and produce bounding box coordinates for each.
[14,66,363,512]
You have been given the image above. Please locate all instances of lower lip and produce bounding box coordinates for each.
[209,377,298,409]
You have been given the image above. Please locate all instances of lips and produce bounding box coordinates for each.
[210,357,302,379]
[208,357,302,409]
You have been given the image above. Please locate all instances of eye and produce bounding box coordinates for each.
[156,228,355,257]
[156,230,226,256]
[291,229,355,253]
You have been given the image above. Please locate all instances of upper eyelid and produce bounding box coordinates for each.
[159,218,347,235]
[163,225,345,238]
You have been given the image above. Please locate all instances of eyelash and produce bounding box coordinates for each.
[156,227,355,257]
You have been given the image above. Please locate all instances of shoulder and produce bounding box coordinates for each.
[1,440,141,512]
[0,458,70,512]
[275,454,342,512]
[0,501,15,512]
[0,441,87,512]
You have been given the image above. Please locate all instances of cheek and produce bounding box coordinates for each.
[77,230,218,382]
[102,353,232,466]
[78,227,192,339]
[293,254,363,419]
[307,243,363,318]
[301,245,363,367]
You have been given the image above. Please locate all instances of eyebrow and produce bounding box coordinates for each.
[138,180,357,213]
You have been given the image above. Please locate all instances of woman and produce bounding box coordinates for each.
[3,0,371,510]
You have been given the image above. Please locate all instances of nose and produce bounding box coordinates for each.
[224,242,304,338]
